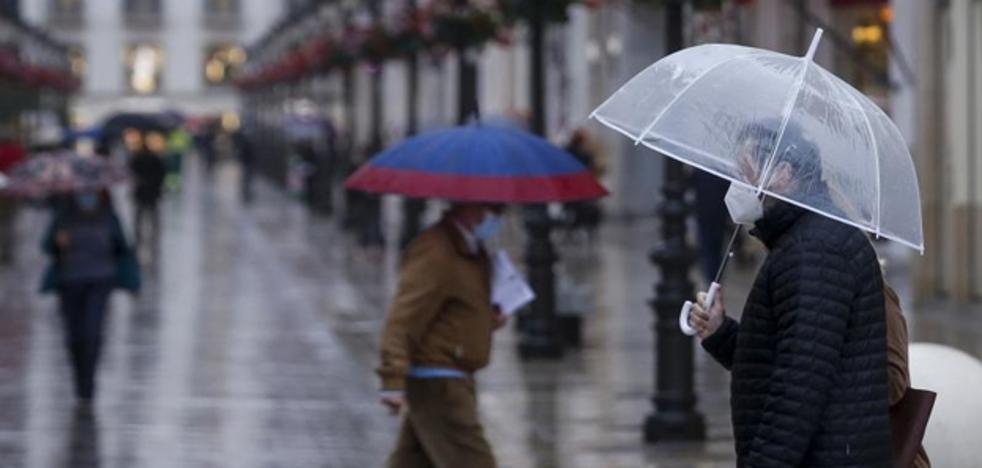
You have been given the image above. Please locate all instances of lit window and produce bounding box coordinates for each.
[125,44,164,94]
[204,44,246,86]
[67,45,86,80]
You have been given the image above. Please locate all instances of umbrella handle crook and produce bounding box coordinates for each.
[679,282,720,337]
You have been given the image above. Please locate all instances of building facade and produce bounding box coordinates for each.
[893,0,982,302]
[20,0,284,127]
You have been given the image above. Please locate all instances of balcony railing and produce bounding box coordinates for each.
[46,10,85,28]
[203,11,241,30]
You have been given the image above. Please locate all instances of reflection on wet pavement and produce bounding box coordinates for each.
[0,157,977,467]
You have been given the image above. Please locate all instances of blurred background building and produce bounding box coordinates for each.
[19,0,284,128]
[4,0,979,303]
[0,2,77,147]
[236,0,980,303]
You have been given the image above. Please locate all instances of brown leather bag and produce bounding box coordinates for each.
[884,283,934,468]
[890,387,936,467]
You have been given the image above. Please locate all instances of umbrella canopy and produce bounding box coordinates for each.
[98,113,172,154]
[101,113,170,134]
[66,126,105,143]
[4,152,127,198]
[592,29,922,252]
[345,124,608,203]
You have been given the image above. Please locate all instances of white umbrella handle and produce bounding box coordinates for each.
[679,282,720,336]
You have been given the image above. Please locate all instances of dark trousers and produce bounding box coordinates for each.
[134,202,160,250]
[388,379,496,468]
[0,200,17,264]
[58,279,113,399]
[241,162,255,203]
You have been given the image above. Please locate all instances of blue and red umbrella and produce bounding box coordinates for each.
[345,124,607,203]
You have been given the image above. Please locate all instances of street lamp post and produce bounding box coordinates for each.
[400,0,425,247]
[644,0,706,443]
[455,0,478,123]
[519,0,563,359]
[340,64,358,231]
[362,0,385,247]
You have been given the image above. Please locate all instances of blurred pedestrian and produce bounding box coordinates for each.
[296,141,318,206]
[356,145,384,248]
[193,118,218,175]
[561,129,603,240]
[378,203,508,468]
[128,137,167,251]
[40,190,140,404]
[165,127,190,192]
[234,130,255,203]
[0,132,26,264]
[689,125,892,467]
[318,118,339,215]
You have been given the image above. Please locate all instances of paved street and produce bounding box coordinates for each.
[1,157,979,468]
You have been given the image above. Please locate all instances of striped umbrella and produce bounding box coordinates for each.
[345,124,607,203]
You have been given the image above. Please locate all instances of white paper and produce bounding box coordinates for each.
[492,250,535,316]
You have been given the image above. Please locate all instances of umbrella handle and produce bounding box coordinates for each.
[679,282,720,337]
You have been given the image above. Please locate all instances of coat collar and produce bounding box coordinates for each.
[749,199,807,249]
[438,216,485,259]
[750,186,839,249]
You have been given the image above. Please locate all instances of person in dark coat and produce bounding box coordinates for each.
[688,124,892,467]
[234,130,255,203]
[561,129,603,240]
[128,141,167,249]
[41,190,140,403]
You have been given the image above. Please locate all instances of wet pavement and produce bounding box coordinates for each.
[1,156,979,468]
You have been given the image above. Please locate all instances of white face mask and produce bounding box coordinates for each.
[724,184,764,225]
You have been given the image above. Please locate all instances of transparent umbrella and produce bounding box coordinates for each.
[592,29,922,252]
[591,29,923,335]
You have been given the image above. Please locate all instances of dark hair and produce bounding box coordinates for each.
[736,120,823,189]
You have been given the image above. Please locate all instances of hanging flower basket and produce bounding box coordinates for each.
[631,0,726,10]
[359,25,395,64]
[391,9,437,57]
[430,1,507,50]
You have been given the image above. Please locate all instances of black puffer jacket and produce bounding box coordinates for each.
[703,200,892,468]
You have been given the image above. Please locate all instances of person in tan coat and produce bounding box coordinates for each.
[884,283,930,468]
[378,203,507,468]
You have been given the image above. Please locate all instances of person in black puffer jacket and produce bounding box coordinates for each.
[689,123,892,467]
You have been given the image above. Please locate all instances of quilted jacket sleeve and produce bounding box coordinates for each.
[702,316,739,371]
[744,242,854,467]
